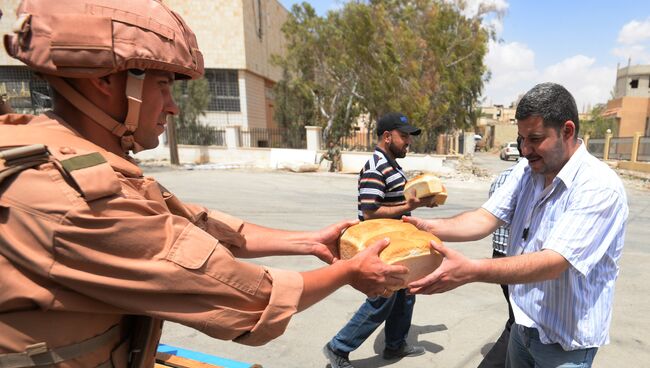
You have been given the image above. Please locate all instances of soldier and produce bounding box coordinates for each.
[319,140,342,172]
[0,1,408,367]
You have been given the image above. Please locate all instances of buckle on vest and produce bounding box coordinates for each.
[25,342,48,356]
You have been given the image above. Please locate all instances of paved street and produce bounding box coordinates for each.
[149,153,650,368]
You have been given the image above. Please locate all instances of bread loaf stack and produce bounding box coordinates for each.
[404,174,447,205]
[339,219,443,285]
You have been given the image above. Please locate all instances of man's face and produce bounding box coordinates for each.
[387,130,412,158]
[133,70,179,149]
[517,116,570,179]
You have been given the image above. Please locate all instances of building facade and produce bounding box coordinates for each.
[0,0,289,131]
[604,64,650,137]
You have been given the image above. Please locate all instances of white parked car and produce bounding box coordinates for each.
[499,141,520,161]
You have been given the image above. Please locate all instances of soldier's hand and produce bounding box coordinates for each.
[347,238,409,297]
[311,219,358,264]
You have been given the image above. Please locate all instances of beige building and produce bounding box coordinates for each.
[477,104,518,149]
[0,0,289,130]
[604,64,650,137]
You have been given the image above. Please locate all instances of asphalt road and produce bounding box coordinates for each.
[148,152,650,368]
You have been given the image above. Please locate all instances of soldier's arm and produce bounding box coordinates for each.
[298,238,408,310]
[234,220,356,264]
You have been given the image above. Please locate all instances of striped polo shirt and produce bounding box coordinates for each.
[358,147,408,221]
[483,142,628,350]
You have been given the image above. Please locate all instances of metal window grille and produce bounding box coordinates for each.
[205,69,240,112]
[0,66,52,113]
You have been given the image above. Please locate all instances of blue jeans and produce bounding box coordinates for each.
[328,289,415,355]
[507,324,598,368]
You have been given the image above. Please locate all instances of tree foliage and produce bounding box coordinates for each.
[581,104,618,139]
[172,78,214,145]
[273,0,495,151]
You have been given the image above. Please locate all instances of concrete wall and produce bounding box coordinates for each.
[608,97,650,137]
[168,0,246,70]
[620,97,650,137]
[242,0,287,82]
[614,65,650,99]
[168,0,287,82]
[493,124,519,148]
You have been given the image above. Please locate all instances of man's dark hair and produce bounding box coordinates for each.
[515,82,579,138]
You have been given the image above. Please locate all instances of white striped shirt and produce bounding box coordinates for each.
[483,142,628,350]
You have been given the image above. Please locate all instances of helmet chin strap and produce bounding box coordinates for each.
[43,71,146,154]
[122,71,145,153]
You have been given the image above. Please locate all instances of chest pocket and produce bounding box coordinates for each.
[58,152,122,201]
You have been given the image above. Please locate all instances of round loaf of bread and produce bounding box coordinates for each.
[339,219,443,285]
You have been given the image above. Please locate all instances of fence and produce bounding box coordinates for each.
[240,127,305,149]
[337,131,374,152]
[608,137,633,161]
[585,132,650,164]
[328,131,436,154]
[639,137,650,162]
[176,125,226,146]
[587,139,605,159]
[0,66,52,114]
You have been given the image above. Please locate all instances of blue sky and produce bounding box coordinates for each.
[278,0,650,111]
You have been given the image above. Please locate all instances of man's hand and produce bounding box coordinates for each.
[405,188,438,210]
[310,219,359,264]
[407,240,477,294]
[347,238,409,297]
[401,215,436,233]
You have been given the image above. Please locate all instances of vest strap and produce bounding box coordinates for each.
[0,325,120,368]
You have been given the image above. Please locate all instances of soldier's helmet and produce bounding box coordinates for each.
[3,0,204,152]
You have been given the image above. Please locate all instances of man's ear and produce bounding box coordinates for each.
[86,76,113,97]
[87,73,126,97]
[382,131,392,143]
[562,121,576,140]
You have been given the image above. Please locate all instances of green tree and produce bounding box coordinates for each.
[273,0,495,152]
[581,104,618,139]
[171,78,212,145]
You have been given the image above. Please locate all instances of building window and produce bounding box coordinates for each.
[205,69,240,112]
[630,79,639,89]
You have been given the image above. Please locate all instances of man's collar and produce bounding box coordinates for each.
[554,139,587,189]
[375,146,402,169]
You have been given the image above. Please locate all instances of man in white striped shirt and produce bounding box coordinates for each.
[405,83,628,368]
